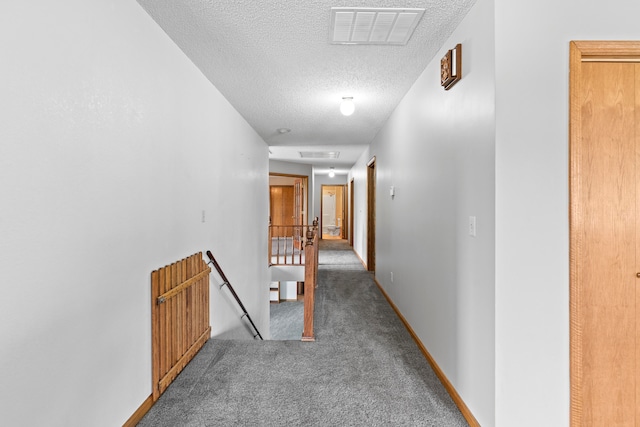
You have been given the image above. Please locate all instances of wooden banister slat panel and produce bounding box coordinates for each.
[158,328,210,393]
[188,255,194,346]
[169,262,176,366]
[151,253,210,401]
[156,267,211,304]
[151,270,161,401]
[180,259,187,357]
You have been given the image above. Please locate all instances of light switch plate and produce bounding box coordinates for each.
[468,216,476,237]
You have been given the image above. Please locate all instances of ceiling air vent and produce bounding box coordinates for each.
[330,7,425,45]
[299,151,340,159]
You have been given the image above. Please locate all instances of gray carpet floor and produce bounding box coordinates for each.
[270,300,304,340]
[138,239,468,426]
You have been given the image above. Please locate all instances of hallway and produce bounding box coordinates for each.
[138,240,467,426]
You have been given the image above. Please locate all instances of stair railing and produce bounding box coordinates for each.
[205,250,263,340]
[302,218,319,341]
[269,223,320,266]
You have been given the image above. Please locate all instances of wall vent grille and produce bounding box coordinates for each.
[299,151,340,159]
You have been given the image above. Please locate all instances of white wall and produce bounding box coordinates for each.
[269,159,313,177]
[350,0,496,424]
[350,148,372,264]
[494,1,640,425]
[0,1,268,426]
[270,265,305,282]
[279,281,298,301]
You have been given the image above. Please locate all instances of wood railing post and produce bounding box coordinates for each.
[302,226,317,341]
[313,218,319,273]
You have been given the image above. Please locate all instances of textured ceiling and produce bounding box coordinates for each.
[136,0,476,168]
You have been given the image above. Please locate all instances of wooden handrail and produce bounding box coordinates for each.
[206,250,263,340]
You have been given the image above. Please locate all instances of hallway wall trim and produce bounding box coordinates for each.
[374,279,480,427]
[123,395,153,427]
[354,249,367,270]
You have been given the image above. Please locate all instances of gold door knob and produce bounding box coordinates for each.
[637,273,640,278]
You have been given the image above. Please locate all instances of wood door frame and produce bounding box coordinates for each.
[341,183,348,239]
[569,40,640,426]
[367,157,376,272]
[349,178,354,246]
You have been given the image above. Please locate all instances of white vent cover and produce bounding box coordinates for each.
[299,151,340,159]
[331,7,425,45]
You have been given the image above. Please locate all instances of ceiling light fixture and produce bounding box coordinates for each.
[329,167,335,178]
[277,128,291,134]
[340,97,355,116]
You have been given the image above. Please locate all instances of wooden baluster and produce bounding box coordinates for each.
[276,227,281,264]
[268,225,273,266]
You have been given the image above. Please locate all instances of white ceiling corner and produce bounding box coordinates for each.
[136,0,477,168]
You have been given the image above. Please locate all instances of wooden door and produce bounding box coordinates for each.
[270,186,294,237]
[367,157,376,271]
[570,41,640,426]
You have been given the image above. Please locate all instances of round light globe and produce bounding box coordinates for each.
[340,97,355,116]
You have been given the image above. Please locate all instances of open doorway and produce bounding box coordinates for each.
[321,185,346,240]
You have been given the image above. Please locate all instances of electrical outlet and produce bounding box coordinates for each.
[390,272,394,283]
[202,210,206,223]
